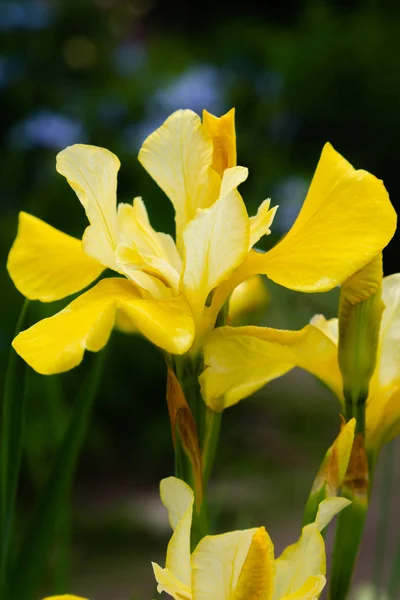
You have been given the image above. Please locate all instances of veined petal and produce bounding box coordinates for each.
[152,563,192,600]
[249,200,278,249]
[244,143,397,292]
[280,575,326,599]
[12,278,194,374]
[7,212,103,302]
[182,175,249,326]
[138,110,220,238]
[56,144,120,269]
[232,527,275,600]
[200,324,342,411]
[160,477,194,587]
[202,108,237,176]
[273,524,325,600]
[191,529,258,600]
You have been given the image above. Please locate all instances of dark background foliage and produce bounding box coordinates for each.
[1,1,399,597]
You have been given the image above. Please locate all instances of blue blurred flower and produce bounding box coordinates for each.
[10,110,85,149]
[0,1,54,31]
[273,175,308,232]
[113,41,147,76]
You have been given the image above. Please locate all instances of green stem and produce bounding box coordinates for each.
[373,441,395,598]
[388,535,400,600]
[330,489,368,600]
[345,400,366,436]
[202,407,222,486]
[0,300,30,595]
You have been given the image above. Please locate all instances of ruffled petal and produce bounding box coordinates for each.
[138,110,220,239]
[273,524,325,600]
[249,200,278,249]
[200,324,342,411]
[13,278,195,374]
[152,563,192,600]
[56,144,120,269]
[7,212,103,302]
[244,143,397,292]
[160,477,194,587]
[191,529,258,600]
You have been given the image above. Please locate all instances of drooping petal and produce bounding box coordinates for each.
[202,108,237,176]
[138,110,220,238]
[232,527,275,600]
[56,144,120,269]
[191,529,258,600]
[182,170,249,327]
[200,324,342,411]
[240,143,397,292]
[7,212,103,302]
[12,278,195,374]
[160,477,194,588]
[249,200,278,249]
[273,524,325,600]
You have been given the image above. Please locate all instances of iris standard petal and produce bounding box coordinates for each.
[182,175,249,327]
[138,110,220,238]
[202,108,237,176]
[56,144,120,269]
[200,324,342,411]
[244,143,397,292]
[160,477,194,588]
[7,212,103,302]
[13,278,195,374]
[191,529,258,600]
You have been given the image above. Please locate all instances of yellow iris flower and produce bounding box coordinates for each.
[41,596,87,600]
[201,274,400,455]
[153,477,349,600]
[7,109,396,375]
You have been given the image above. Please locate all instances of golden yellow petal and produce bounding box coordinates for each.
[200,324,342,411]
[182,172,249,328]
[13,279,194,374]
[273,524,325,600]
[138,110,220,239]
[7,212,103,302]
[245,143,397,292]
[160,477,194,588]
[202,108,237,175]
[249,200,279,249]
[191,529,258,600]
[233,527,275,600]
[56,144,120,269]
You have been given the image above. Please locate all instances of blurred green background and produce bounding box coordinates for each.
[1,1,400,598]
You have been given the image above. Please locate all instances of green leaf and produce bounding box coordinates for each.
[0,299,30,595]
[10,348,107,600]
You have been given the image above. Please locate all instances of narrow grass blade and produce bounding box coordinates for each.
[0,299,30,594]
[10,348,107,600]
